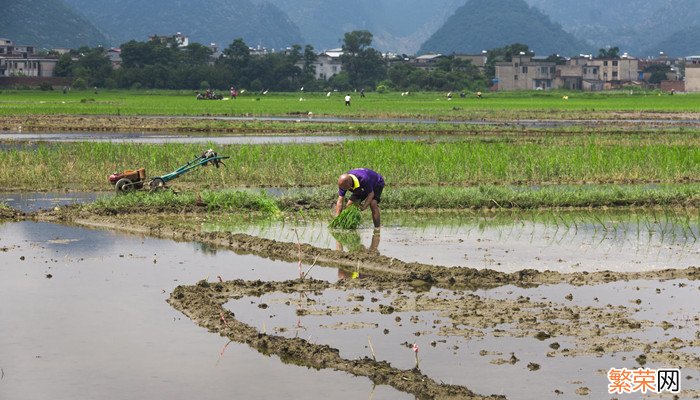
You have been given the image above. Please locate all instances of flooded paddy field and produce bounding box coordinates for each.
[0,192,101,213]
[0,131,434,145]
[220,279,700,399]
[204,209,700,273]
[2,193,699,399]
[0,219,412,400]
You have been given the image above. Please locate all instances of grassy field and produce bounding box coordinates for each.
[2,89,698,210]
[1,89,698,119]
[0,137,698,191]
[82,184,700,214]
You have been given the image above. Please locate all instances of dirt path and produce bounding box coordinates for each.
[4,113,700,134]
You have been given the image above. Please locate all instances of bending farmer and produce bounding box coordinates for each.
[336,168,385,228]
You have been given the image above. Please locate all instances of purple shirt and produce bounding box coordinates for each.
[338,168,384,197]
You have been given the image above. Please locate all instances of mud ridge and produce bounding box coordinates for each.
[34,210,700,290]
[168,279,506,400]
[174,278,700,375]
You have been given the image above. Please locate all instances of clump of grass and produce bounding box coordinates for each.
[329,205,362,229]
[86,189,280,215]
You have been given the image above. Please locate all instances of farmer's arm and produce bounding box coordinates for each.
[335,196,345,216]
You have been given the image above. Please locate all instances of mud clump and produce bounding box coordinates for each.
[0,206,25,221]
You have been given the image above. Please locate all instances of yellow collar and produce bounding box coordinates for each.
[349,174,360,190]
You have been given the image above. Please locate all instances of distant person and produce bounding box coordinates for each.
[336,168,384,228]
[360,88,365,98]
[447,91,453,99]
[62,86,68,95]
[476,91,482,99]
[344,94,351,106]
[230,86,238,99]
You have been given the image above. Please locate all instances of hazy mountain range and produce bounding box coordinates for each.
[419,0,588,56]
[2,0,699,57]
[0,0,108,49]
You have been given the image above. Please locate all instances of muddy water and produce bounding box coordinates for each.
[0,221,410,400]
[204,209,700,273]
[0,131,429,144]
[225,280,700,400]
[0,192,101,213]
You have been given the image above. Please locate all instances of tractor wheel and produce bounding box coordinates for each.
[149,178,165,192]
[115,178,135,194]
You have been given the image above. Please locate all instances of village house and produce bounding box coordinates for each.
[299,48,343,80]
[453,52,488,69]
[148,32,189,48]
[494,54,556,90]
[495,54,639,91]
[0,38,58,78]
[412,53,444,71]
[107,48,122,69]
[408,52,487,74]
[685,56,700,92]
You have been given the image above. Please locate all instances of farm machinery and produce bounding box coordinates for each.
[108,149,229,193]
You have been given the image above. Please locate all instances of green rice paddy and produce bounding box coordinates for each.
[1,89,698,119]
[2,89,699,211]
[0,138,697,191]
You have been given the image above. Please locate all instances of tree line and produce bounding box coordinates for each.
[53,31,490,92]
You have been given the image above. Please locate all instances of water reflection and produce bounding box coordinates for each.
[204,209,700,272]
[332,229,380,253]
[0,220,415,400]
[0,192,100,212]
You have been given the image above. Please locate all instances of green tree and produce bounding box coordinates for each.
[644,63,672,84]
[300,45,320,90]
[53,53,74,77]
[72,46,112,87]
[120,40,177,68]
[387,63,415,88]
[218,39,253,88]
[339,30,387,89]
[597,46,620,59]
[179,43,213,65]
[221,39,251,66]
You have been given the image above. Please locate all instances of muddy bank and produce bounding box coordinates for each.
[169,279,505,400]
[33,208,700,290]
[170,278,700,399]
[4,114,700,134]
[0,206,25,221]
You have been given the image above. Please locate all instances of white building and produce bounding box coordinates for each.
[297,48,343,80]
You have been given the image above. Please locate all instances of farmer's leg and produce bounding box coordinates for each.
[369,199,380,228]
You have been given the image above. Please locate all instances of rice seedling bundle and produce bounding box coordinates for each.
[329,205,362,229]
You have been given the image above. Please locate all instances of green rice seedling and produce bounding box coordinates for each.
[85,189,281,215]
[329,205,362,229]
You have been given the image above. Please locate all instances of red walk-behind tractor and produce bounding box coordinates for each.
[108,149,229,193]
